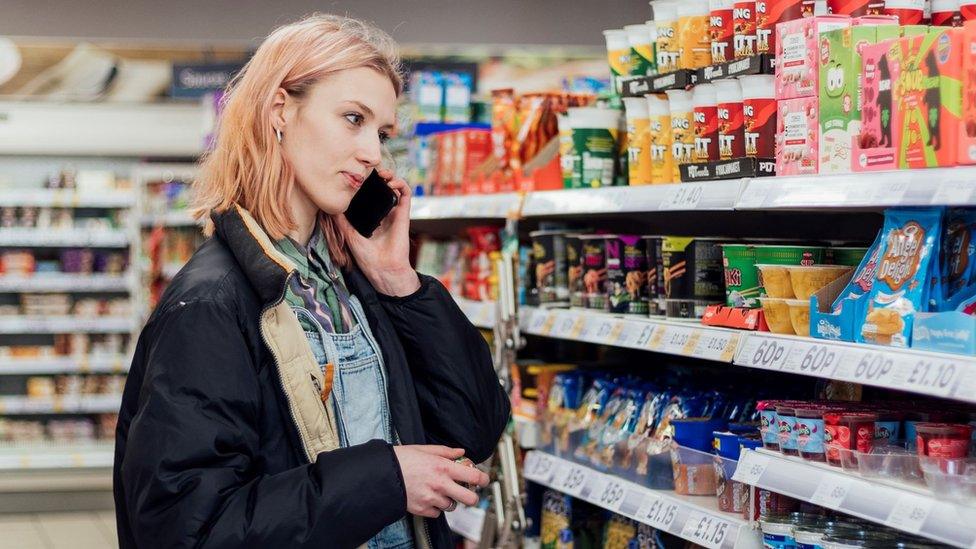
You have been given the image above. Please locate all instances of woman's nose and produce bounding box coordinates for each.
[357,135,382,168]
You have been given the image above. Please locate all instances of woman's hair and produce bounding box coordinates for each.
[193,13,403,266]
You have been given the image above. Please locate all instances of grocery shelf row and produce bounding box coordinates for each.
[0,442,114,471]
[734,449,976,548]
[453,297,496,330]
[0,395,121,415]
[517,307,976,406]
[0,189,134,208]
[0,355,129,375]
[0,274,131,293]
[0,316,134,334]
[524,450,760,549]
[0,229,130,248]
[409,167,976,220]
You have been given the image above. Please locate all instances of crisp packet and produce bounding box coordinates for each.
[860,208,943,347]
[830,230,884,311]
[942,208,976,311]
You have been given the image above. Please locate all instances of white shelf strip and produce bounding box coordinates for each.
[0,442,114,470]
[411,192,523,220]
[734,449,976,548]
[0,316,134,334]
[0,355,129,375]
[519,307,742,363]
[454,297,496,330]
[0,274,131,293]
[524,451,760,549]
[139,211,198,227]
[0,229,129,248]
[0,189,134,208]
[521,180,745,216]
[0,394,121,415]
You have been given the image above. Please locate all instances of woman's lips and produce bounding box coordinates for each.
[342,172,364,191]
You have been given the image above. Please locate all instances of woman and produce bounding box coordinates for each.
[114,14,510,549]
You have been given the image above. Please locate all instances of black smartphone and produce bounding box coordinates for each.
[345,169,398,238]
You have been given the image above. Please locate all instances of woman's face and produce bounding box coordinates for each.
[278,67,397,215]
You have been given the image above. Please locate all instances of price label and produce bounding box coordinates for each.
[646,326,666,350]
[682,511,732,549]
[720,333,740,362]
[608,322,625,344]
[540,314,557,336]
[739,337,791,370]
[810,475,853,510]
[953,367,976,403]
[527,452,557,483]
[558,465,588,497]
[660,183,705,210]
[618,489,645,518]
[681,331,702,354]
[931,180,975,205]
[891,357,960,398]
[594,320,616,343]
[732,451,769,485]
[886,494,934,534]
[554,314,578,338]
[835,350,897,387]
[636,495,679,531]
[590,476,627,512]
[782,343,840,377]
[662,327,696,354]
[634,325,656,347]
[737,181,772,209]
[528,310,549,333]
[877,178,910,205]
[569,316,587,339]
[693,332,732,361]
[578,473,602,501]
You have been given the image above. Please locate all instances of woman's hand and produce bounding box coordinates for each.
[393,445,489,518]
[336,168,420,297]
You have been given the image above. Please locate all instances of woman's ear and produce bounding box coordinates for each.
[271,88,290,133]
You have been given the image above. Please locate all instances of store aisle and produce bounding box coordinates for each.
[0,511,117,549]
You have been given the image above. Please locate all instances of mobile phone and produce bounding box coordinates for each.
[345,169,398,238]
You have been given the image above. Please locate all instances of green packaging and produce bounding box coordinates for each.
[828,247,869,267]
[568,108,621,188]
[722,244,761,308]
[754,245,826,296]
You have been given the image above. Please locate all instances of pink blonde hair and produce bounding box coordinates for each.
[193,13,403,267]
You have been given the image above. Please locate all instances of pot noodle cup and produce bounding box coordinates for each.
[603,29,632,94]
[625,23,656,75]
[785,299,811,337]
[784,265,853,300]
[759,297,795,334]
[653,1,681,73]
[755,264,795,298]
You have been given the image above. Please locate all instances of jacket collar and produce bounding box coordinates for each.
[211,205,297,305]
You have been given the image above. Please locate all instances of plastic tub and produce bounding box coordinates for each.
[786,299,811,337]
[855,442,924,485]
[776,405,799,456]
[756,264,795,298]
[795,407,826,462]
[760,297,795,334]
[918,456,976,504]
[758,400,781,451]
[671,444,718,495]
[825,412,877,467]
[915,423,974,458]
[760,515,798,549]
[721,243,761,308]
[784,265,853,300]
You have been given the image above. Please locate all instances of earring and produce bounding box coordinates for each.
[275,128,282,143]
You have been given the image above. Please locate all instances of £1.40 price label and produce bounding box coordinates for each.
[681,511,732,549]
[660,183,705,210]
[636,496,679,531]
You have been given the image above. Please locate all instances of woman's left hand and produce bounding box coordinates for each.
[336,169,420,297]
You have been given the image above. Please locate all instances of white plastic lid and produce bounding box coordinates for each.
[646,93,670,116]
[603,29,630,50]
[644,20,659,41]
[652,1,678,22]
[625,24,653,47]
[932,0,959,11]
[568,107,623,129]
[714,80,743,103]
[738,74,775,100]
[557,113,571,132]
[664,89,693,113]
[677,0,710,17]
[709,0,735,11]
[692,83,718,108]
[622,97,651,120]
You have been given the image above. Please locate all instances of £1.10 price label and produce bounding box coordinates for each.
[636,495,679,532]
[891,357,960,398]
[681,511,732,549]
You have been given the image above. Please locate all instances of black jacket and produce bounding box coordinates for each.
[114,206,510,548]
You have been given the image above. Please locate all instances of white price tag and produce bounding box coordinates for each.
[954,366,976,403]
[526,453,557,483]
[660,183,705,210]
[636,495,680,532]
[557,464,588,497]
[732,451,769,485]
[890,356,961,398]
[931,180,975,205]
[593,477,627,512]
[876,179,910,205]
[693,332,734,361]
[528,310,549,333]
[593,319,617,344]
[633,325,657,348]
[553,314,578,338]
[833,350,898,387]
[615,322,642,347]
[886,494,934,534]
[737,181,772,209]
[738,336,792,370]
[810,475,853,510]
[781,342,841,377]
[681,511,732,549]
[661,326,697,355]
[618,489,646,518]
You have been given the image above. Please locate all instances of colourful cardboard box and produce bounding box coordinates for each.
[775,15,851,99]
[776,95,820,175]
[960,20,976,165]
[912,311,976,355]
[897,27,964,168]
[856,38,903,171]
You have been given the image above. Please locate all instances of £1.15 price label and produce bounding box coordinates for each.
[681,511,732,549]
[636,496,679,532]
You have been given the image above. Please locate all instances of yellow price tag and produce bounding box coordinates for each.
[72,454,84,467]
[647,327,666,351]
[540,314,556,335]
[720,333,741,362]
[682,331,702,355]
[20,455,30,468]
[569,317,586,339]
[609,322,625,344]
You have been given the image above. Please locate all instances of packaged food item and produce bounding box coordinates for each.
[762,297,796,333]
[411,71,444,122]
[855,37,902,171]
[623,97,653,185]
[897,28,964,168]
[776,405,800,455]
[786,265,854,299]
[603,29,633,95]
[740,75,777,158]
[661,237,725,318]
[605,235,649,315]
[942,208,976,309]
[831,232,884,309]
[443,73,473,123]
[915,422,974,457]
[786,298,812,336]
[532,230,571,306]
[491,89,518,171]
[677,0,714,69]
[760,515,800,549]
[672,444,719,495]
[716,80,746,160]
[557,113,577,188]
[874,410,903,442]
[567,235,585,308]
[932,0,963,24]
[581,235,609,310]
[755,245,827,296]
[711,0,737,63]
[776,95,820,175]
[692,83,720,162]
[758,401,781,450]
[603,514,638,549]
[827,0,885,15]
[884,0,925,22]
[775,15,852,99]
[796,406,828,461]
[540,490,572,549]
[860,208,943,347]
[626,23,658,76]
[757,0,812,54]
[655,1,682,73]
[643,236,666,315]
[960,20,976,164]
[734,0,759,58]
[825,412,878,465]
[964,0,976,19]
[722,243,761,307]
[645,94,675,183]
[665,89,695,181]
[569,108,621,188]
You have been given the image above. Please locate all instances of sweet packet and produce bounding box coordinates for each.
[830,230,884,311]
[859,207,943,347]
[941,208,976,310]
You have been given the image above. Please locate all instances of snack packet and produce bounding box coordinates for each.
[942,208,976,310]
[831,230,884,311]
[860,207,943,347]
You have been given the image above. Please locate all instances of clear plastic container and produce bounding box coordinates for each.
[855,442,924,485]
[783,265,853,300]
[918,456,976,504]
[760,297,795,334]
[671,444,718,495]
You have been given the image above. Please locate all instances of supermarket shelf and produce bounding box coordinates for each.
[736,167,976,210]
[410,192,522,219]
[139,210,198,227]
[0,355,129,375]
[0,229,129,248]
[520,181,744,217]
[0,274,131,293]
[0,316,134,334]
[445,503,487,543]
[0,189,134,208]
[524,451,760,549]
[519,307,742,363]
[0,442,114,471]
[734,332,976,405]
[734,449,976,548]
[454,297,496,329]
[0,395,121,415]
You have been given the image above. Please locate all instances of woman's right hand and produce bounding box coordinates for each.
[393,445,489,518]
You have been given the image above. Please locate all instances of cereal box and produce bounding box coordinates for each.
[776,96,820,174]
[960,20,976,164]
[897,27,964,168]
[856,38,904,171]
[819,22,901,173]
[776,15,852,99]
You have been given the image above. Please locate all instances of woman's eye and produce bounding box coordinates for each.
[344,113,364,126]
[379,131,391,144]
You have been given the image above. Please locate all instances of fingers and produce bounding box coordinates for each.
[413,445,465,459]
[441,481,480,507]
[446,460,490,487]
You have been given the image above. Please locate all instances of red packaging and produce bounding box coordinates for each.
[716,81,746,159]
[932,0,963,24]
[776,95,819,175]
[916,423,974,458]
[855,38,902,171]
[884,0,926,23]
[711,0,737,63]
[756,0,814,54]
[734,0,759,58]
[741,75,778,157]
[961,20,976,163]
[693,84,721,162]
[964,0,976,20]
[824,411,877,465]
[827,0,885,15]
